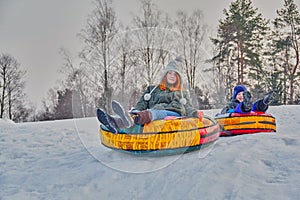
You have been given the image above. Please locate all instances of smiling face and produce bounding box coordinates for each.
[166,71,177,85]
[159,70,181,91]
[236,91,244,102]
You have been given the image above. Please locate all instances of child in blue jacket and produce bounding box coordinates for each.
[220,85,276,114]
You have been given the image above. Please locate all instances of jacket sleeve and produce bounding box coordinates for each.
[182,90,198,117]
[221,99,239,114]
[220,106,229,114]
[132,86,153,111]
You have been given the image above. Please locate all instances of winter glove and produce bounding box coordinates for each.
[134,110,152,124]
[263,91,276,105]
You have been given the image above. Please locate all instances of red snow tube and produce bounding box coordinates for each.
[215,112,276,136]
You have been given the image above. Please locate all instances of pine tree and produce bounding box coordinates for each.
[211,0,269,96]
[53,89,73,120]
[273,0,300,104]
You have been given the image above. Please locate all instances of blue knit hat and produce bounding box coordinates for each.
[233,85,247,99]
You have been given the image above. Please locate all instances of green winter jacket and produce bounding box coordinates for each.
[133,86,199,118]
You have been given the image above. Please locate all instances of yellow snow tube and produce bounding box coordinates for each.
[99,116,220,155]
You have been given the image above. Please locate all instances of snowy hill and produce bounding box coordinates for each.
[1,105,300,200]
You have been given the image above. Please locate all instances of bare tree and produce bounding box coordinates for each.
[79,0,118,112]
[59,48,90,117]
[36,88,58,121]
[0,53,27,120]
[175,10,208,90]
[132,0,173,85]
[111,27,135,106]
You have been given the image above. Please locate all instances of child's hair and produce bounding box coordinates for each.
[159,73,182,91]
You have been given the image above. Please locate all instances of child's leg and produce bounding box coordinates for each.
[149,109,180,121]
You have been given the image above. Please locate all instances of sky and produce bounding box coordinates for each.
[1,105,300,199]
[0,0,298,108]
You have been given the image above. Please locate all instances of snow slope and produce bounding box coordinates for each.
[1,105,300,200]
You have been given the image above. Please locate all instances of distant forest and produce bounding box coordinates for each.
[1,0,300,122]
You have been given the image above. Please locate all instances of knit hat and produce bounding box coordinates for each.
[143,56,186,104]
[160,56,184,82]
[233,85,247,99]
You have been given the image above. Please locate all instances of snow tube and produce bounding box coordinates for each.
[99,116,220,156]
[215,112,276,136]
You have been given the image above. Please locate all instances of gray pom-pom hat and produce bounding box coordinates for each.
[144,56,187,105]
[160,56,184,83]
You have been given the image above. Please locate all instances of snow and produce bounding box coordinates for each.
[1,105,300,200]
[0,118,15,126]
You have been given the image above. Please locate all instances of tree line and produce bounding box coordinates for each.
[210,0,300,105]
[1,0,299,122]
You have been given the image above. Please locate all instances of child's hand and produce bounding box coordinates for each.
[197,110,204,121]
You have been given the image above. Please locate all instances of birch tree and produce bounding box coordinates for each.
[132,0,173,86]
[79,0,117,112]
[175,9,208,90]
[59,48,93,117]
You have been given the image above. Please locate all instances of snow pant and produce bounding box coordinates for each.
[116,109,180,134]
[148,109,181,121]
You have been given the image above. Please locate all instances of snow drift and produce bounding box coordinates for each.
[1,105,300,200]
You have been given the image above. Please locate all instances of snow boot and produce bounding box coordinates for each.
[97,108,117,133]
[134,110,152,125]
[263,91,276,105]
[242,91,252,112]
[112,100,133,128]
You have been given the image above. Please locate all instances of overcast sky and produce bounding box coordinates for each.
[0,0,298,108]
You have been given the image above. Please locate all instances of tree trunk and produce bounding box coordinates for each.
[0,68,6,118]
